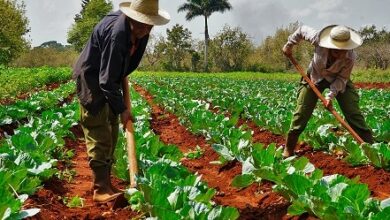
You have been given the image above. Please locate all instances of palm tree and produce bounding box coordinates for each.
[178,0,232,71]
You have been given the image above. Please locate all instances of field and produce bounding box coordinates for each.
[1,68,390,220]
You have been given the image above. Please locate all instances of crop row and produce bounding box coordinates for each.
[0,100,78,219]
[0,82,75,127]
[0,67,71,101]
[113,87,239,219]
[143,76,390,170]
[133,78,390,219]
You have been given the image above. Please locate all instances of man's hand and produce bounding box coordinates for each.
[120,109,135,130]
[324,99,333,110]
[282,43,293,57]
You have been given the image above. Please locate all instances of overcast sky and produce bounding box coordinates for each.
[24,0,390,47]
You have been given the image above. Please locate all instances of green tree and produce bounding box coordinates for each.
[178,0,232,71]
[139,34,167,71]
[357,25,390,69]
[161,24,193,71]
[0,0,29,65]
[67,0,112,52]
[39,41,65,50]
[74,0,90,22]
[252,22,313,72]
[209,25,253,71]
[359,25,390,44]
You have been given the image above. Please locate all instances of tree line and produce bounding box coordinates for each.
[1,0,390,72]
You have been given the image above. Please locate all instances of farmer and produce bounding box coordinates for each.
[72,0,170,203]
[282,25,374,157]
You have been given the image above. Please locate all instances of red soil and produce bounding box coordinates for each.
[134,85,295,220]
[354,82,390,90]
[24,126,139,220]
[243,121,390,199]
[0,82,63,105]
[179,87,390,200]
[16,81,389,220]
[134,83,390,219]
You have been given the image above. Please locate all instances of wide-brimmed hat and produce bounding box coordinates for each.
[319,25,363,50]
[119,0,170,26]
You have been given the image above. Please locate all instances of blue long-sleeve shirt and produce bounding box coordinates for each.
[73,10,148,115]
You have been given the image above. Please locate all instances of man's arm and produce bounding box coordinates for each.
[283,25,318,56]
[99,36,127,115]
[326,51,356,101]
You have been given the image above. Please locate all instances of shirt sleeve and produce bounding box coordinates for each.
[326,53,355,100]
[285,25,319,48]
[99,35,127,115]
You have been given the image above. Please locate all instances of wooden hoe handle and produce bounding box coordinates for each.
[286,55,364,144]
[122,77,138,188]
[125,120,138,188]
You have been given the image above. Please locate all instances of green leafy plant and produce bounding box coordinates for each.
[114,88,239,219]
[184,146,204,159]
[62,196,84,208]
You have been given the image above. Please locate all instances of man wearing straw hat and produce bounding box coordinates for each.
[282,25,374,157]
[72,0,170,203]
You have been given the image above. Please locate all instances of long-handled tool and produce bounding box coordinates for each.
[286,55,364,144]
[122,76,138,188]
[110,77,137,209]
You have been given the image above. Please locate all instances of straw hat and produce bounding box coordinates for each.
[319,25,363,50]
[119,0,170,26]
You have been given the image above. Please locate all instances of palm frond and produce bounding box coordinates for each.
[178,0,204,21]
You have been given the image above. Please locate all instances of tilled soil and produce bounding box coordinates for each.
[24,126,139,220]
[0,82,63,105]
[134,83,390,220]
[134,85,296,220]
[16,80,390,220]
[243,121,390,200]
[354,82,390,90]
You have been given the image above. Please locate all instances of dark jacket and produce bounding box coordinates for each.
[72,10,148,115]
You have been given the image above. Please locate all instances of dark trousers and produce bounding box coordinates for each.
[79,103,119,165]
[288,78,374,143]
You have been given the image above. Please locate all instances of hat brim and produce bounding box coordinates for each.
[119,2,170,26]
[319,25,363,50]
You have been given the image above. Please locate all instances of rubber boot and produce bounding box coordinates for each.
[91,163,122,203]
[108,162,123,193]
[359,131,375,144]
[283,133,300,157]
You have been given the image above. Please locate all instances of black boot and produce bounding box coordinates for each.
[359,131,375,144]
[283,133,300,157]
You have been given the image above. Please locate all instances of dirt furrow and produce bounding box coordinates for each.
[240,120,390,200]
[354,82,390,90]
[134,84,297,220]
[24,126,138,220]
[0,82,64,106]
[206,98,390,200]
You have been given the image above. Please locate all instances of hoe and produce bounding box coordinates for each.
[285,54,364,144]
[111,76,138,209]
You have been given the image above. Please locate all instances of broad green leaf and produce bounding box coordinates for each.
[207,206,239,220]
[283,174,312,197]
[231,174,255,189]
[288,198,308,216]
[212,144,234,161]
[362,143,382,168]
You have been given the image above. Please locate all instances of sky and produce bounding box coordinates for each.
[24,0,390,47]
